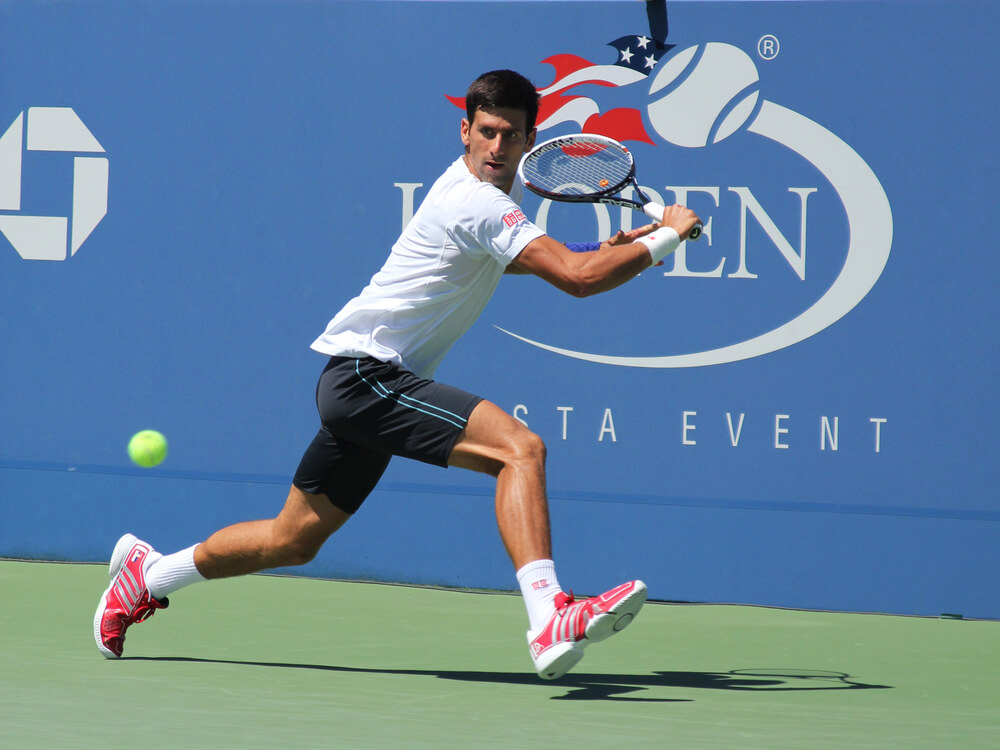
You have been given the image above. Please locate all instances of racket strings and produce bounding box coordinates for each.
[522,137,633,197]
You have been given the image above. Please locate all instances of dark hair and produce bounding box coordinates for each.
[465,70,541,132]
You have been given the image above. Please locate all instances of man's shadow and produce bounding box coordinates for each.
[126,657,892,702]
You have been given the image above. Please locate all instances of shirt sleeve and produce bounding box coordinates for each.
[450,183,546,266]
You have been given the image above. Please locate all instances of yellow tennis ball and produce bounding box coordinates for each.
[128,430,168,468]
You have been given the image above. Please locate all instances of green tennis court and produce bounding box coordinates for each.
[3,560,997,749]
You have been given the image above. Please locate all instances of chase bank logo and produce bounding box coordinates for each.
[0,107,108,261]
[498,41,894,368]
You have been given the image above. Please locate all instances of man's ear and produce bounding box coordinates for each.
[460,118,471,148]
[526,127,537,151]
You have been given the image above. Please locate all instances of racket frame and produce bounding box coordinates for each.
[518,133,702,239]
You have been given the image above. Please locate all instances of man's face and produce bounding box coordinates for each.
[461,106,536,194]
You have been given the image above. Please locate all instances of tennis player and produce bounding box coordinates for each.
[94,69,701,680]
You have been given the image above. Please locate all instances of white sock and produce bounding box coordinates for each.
[146,544,206,600]
[516,559,564,633]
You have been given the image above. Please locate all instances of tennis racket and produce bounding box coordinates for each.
[518,133,702,240]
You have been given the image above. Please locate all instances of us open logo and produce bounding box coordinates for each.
[0,107,108,261]
[498,41,894,368]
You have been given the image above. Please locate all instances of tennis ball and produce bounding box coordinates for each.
[647,42,760,148]
[128,429,168,468]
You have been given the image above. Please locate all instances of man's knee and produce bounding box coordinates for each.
[495,423,547,476]
[272,497,347,567]
[450,400,547,476]
[513,427,546,466]
[272,528,325,567]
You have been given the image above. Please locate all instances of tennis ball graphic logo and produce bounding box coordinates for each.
[502,40,894,368]
[647,43,760,148]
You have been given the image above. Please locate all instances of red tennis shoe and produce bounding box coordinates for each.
[93,534,168,659]
[527,579,647,680]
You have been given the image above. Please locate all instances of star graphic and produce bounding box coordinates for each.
[608,35,675,75]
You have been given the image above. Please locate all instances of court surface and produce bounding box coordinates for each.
[3,560,997,749]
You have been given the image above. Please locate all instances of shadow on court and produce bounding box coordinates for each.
[125,657,892,701]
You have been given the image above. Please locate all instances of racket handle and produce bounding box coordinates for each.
[642,202,703,241]
[642,201,665,221]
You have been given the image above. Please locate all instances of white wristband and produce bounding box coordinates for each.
[636,227,680,264]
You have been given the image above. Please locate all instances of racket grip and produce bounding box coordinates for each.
[642,202,703,241]
[642,201,665,222]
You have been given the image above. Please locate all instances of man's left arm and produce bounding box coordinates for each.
[507,204,700,295]
[502,224,657,275]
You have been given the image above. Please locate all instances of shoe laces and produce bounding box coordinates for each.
[554,590,575,610]
[132,594,169,623]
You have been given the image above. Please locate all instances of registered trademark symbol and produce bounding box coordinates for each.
[758,34,780,60]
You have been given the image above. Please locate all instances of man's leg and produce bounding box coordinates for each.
[95,357,392,659]
[142,485,350,600]
[449,399,647,680]
[95,486,351,659]
[145,410,391,595]
[193,485,351,579]
[447,399,551,569]
[447,400,565,633]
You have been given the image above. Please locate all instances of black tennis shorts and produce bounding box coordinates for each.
[292,356,483,514]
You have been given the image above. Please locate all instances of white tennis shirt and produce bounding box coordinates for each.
[311,156,546,378]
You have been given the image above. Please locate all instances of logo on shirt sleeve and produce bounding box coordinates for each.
[502,209,527,227]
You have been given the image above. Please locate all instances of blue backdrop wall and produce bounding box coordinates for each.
[2,0,998,619]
